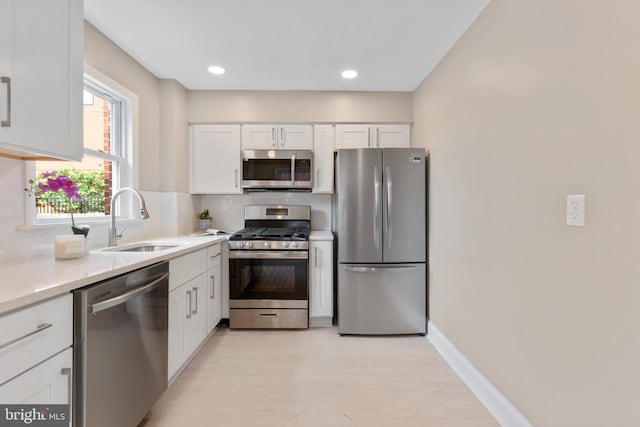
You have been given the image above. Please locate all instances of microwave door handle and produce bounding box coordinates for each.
[291,154,296,185]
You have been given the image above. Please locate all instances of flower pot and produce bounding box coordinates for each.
[198,219,212,231]
[55,235,85,260]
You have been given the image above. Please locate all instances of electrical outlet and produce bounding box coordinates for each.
[566,195,585,226]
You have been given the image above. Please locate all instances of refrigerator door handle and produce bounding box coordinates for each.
[343,265,421,273]
[385,166,392,249]
[373,166,380,249]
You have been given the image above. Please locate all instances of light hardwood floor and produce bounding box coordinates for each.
[145,327,498,427]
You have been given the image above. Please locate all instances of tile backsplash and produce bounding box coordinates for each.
[0,156,331,262]
[0,157,196,262]
[198,192,332,233]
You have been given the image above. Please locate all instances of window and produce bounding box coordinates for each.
[27,70,135,224]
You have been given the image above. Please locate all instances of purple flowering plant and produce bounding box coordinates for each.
[25,171,90,237]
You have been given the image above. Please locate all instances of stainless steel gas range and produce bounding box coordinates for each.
[228,205,310,329]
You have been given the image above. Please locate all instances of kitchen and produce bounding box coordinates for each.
[1,1,638,427]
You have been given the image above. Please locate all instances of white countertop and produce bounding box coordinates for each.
[309,230,333,241]
[0,235,228,316]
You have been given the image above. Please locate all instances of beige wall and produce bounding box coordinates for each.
[188,90,412,123]
[413,1,640,426]
[84,21,161,191]
[159,79,189,193]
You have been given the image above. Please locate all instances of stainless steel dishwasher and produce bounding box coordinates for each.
[74,261,169,427]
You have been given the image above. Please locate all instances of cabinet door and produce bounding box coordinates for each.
[221,242,230,319]
[206,259,222,333]
[241,124,277,150]
[186,273,208,355]
[335,124,372,149]
[279,125,312,150]
[0,1,11,132]
[0,348,72,412]
[190,124,242,194]
[168,285,188,379]
[313,125,335,193]
[309,240,333,319]
[0,0,83,161]
[374,124,411,148]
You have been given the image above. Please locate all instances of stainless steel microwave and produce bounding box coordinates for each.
[241,150,313,190]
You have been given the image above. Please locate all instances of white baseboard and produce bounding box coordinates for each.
[309,316,333,327]
[427,321,533,427]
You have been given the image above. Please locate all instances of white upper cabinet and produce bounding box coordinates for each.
[190,124,242,194]
[336,124,411,149]
[279,125,313,150]
[376,124,411,148]
[0,0,83,161]
[242,124,312,150]
[335,124,371,149]
[241,124,274,150]
[313,125,335,194]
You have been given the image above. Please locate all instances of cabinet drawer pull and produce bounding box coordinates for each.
[192,287,198,314]
[0,323,52,350]
[186,290,192,319]
[61,367,72,407]
[1,76,11,127]
[259,313,278,317]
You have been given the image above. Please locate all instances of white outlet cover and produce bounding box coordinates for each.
[566,195,586,227]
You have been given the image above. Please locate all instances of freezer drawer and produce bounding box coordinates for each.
[338,263,426,335]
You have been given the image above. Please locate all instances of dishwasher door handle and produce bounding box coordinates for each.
[89,272,169,314]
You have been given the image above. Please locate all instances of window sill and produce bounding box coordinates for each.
[18,218,145,231]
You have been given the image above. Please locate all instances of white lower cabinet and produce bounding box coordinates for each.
[168,273,207,380]
[0,294,73,426]
[168,242,225,381]
[0,348,72,406]
[206,245,222,333]
[309,239,333,325]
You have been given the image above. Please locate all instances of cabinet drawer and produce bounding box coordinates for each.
[207,243,222,270]
[0,294,73,385]
[169,249,207,291]
[0,347,72,404]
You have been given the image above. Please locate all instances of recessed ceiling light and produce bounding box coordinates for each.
[207,65,226,75]
[341,70,358,79]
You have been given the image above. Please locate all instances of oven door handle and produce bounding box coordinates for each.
[230,251,308,259]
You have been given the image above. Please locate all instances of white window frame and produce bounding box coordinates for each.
[25,65,139,226]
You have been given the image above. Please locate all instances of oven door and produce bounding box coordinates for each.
[229,251,308,303]
[242,150,312,190]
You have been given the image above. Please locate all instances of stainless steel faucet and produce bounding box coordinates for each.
[109,187,150,246]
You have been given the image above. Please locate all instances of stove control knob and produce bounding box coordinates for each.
[246,242,253,249]
[263,242,270,249]
[290,242,297,248]
[282,242,289,248]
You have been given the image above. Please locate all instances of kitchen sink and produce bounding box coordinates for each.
[103,243,179,253]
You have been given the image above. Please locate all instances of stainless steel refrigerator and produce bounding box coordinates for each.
[335,148,426,335]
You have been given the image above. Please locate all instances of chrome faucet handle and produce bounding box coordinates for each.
[116,226,127,240]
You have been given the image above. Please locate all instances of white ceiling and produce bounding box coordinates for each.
[85,0,489,92]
